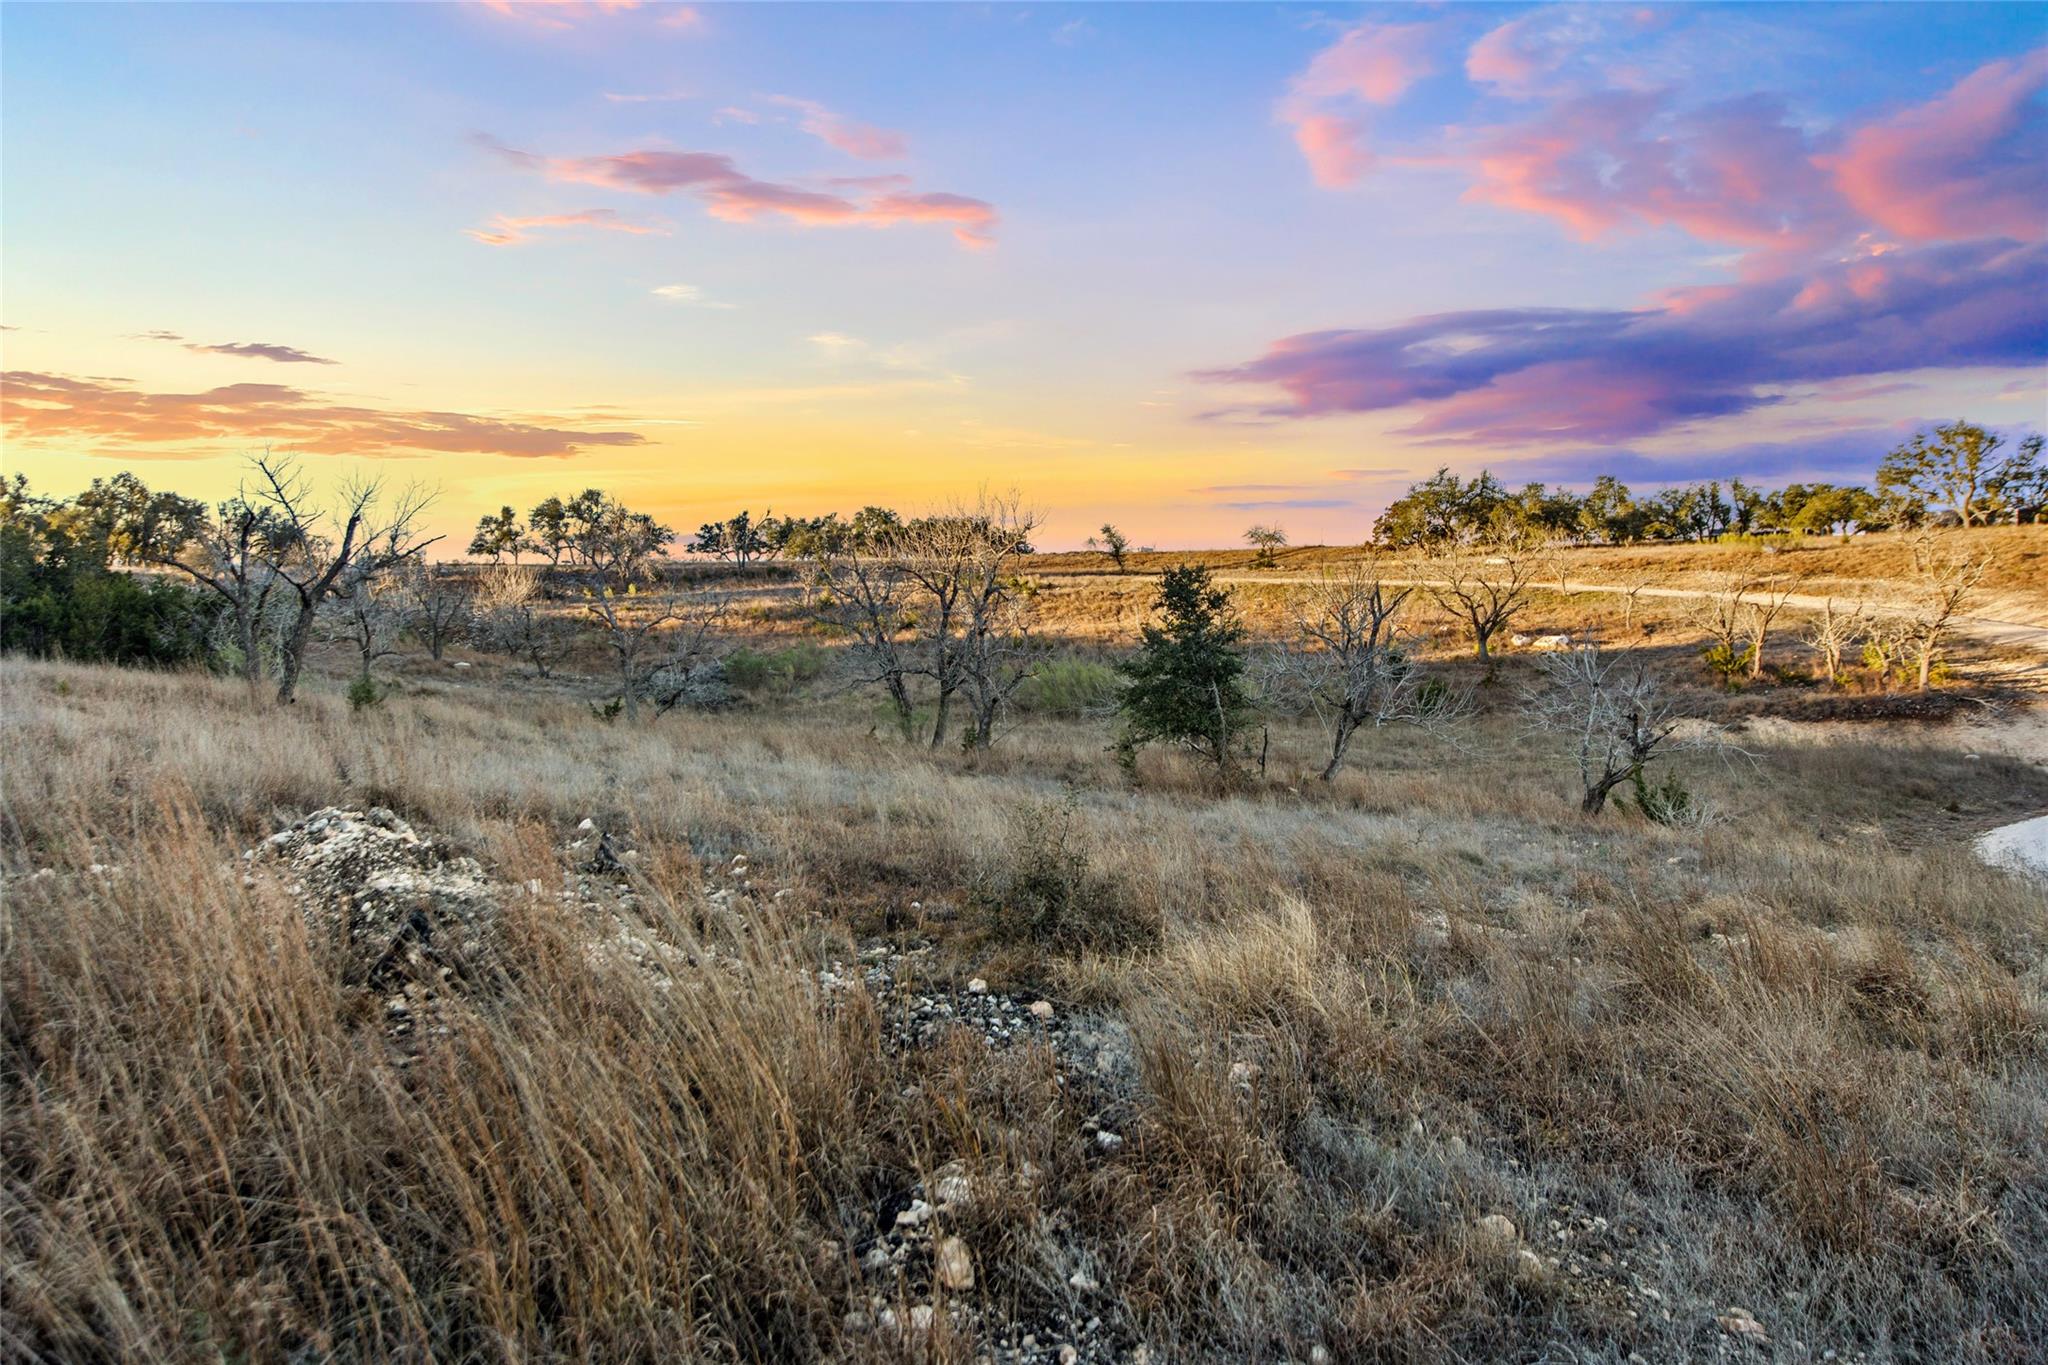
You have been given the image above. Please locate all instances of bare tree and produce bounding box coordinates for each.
[1244,523,1288,567]
[1802,597,1866,686]
[248,457,438,704]
[1902,533,1992,691]
[1690,571,1750,670]
[1265,562,1457,780]
[1739,575,1796,680]
[144,495,291,686]
[399,562,471,661]
[813,496,1040,747]
[1616,570,1655,634]
[1689,562,1793,681]
[557,492,722,720]
[893,496,1041,749]
[475,563,569,678]
[325,574,405,683]
[1860,613,1914,690]
[956,501,1043,747]
[1425,545,1545,661]
[814,538,919,738]
[1522,646,1693,815]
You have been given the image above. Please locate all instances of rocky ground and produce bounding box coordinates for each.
[203,804,1858,1362]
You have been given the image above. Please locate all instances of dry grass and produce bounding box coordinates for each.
[5,655,2048,1362]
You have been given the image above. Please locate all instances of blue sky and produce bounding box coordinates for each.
[4,2,2043,546]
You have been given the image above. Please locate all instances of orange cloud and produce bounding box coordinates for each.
[2,371,647,459]
[465,208,667,246]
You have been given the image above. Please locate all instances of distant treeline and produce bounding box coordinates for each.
[1371,421,2043,548]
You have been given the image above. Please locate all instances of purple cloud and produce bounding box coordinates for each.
[136,330,339,364]
[1197,239,2048,443]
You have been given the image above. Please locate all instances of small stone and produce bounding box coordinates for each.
[895,1199,933,1227]
[1310,1348,1332,1365]
[1068,1270,1099,1293]
[1094,1130,1124,1152]
[577,818,596,832]
[1029,999,1055,1020]
[1058,1347,1078,1365]
[968,977,989,994]
[934,1235,974,1291]
[908,1304,935,1331]
[1475,1213,1518,1244]
[934,1173,974,1207]
[1717,1308,1768,1340]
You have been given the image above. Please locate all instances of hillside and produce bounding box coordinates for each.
[7,565,2048,1361]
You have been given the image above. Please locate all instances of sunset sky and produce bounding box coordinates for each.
[3,1,2044,550]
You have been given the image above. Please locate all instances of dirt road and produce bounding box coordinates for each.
[1200,574,2048,656]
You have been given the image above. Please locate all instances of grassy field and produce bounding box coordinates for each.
[6,533,2048,1362]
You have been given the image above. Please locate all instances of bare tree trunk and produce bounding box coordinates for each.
[276,602,317,704]
[1319,712,1359,782]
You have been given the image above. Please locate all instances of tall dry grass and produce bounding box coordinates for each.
[5,656,2047,1361]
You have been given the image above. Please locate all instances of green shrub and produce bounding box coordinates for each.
[1629,768,1698,826]
[1015,658,1121,717]
[0,568,217,667]
[724,644,829,697]
[1700,641,1755,683]
[972,790,1158,952]
[345,676,384,712]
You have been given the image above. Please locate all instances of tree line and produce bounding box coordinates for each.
[2,463,2006,828]
[1369,421,2043,549]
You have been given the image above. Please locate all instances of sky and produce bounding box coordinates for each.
[2,1,2044,551]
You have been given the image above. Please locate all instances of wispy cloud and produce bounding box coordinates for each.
[473,133,998,246]
[466,208,667,246]
[651,283,735,308]
[137,330,340,365]
[2,370,647,459]
[765,95,908,160]
[1277,19,1442,188]
[603,89,695,104]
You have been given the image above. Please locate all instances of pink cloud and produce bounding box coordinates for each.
[465,208,667,245]
[1464,12,1551,97]
[473,134,998,247]
[1824,48,2048,244]
[1465,90,1848,253]
[1292,114,1373,189]
[1292,21,1437,106]
[864,192,999,248]
[766,96,909,160]
[1279,20,1437,187]
[477,0,642,29]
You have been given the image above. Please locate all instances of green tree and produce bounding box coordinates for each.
[1877,421,2032,527]
[467,506,523,562]
[1088,522,1131,573]
[0,474,218,667]
[1578,474,1642,543]
[1115,566,1253,776]
[1372,468,1507,548]
[690,509,774,564]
